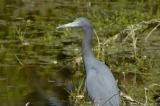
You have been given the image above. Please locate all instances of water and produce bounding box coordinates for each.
[0,0,160,106]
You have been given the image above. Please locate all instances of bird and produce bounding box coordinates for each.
[57,17,120,106]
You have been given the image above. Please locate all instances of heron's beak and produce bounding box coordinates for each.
[56,21,79,29]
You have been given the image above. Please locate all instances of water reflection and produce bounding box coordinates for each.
[22,64,69,106]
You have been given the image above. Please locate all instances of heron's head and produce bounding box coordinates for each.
[57,17,91,29]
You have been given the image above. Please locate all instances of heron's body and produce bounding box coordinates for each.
[85,60,119,105]
[57,17,119,106]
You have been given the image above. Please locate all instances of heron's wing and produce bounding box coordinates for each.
[86,67,119,106]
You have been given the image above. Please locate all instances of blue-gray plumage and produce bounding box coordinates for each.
[57,17,120,106]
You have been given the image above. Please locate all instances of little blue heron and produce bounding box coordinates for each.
[57,17,120,106]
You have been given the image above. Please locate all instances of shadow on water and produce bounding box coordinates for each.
[21,64,69,106]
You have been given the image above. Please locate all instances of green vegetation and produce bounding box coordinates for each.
[0,0,159,106]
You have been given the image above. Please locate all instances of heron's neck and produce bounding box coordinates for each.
[82,26,95,66]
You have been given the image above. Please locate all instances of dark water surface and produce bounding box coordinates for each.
[0,0,160,106]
